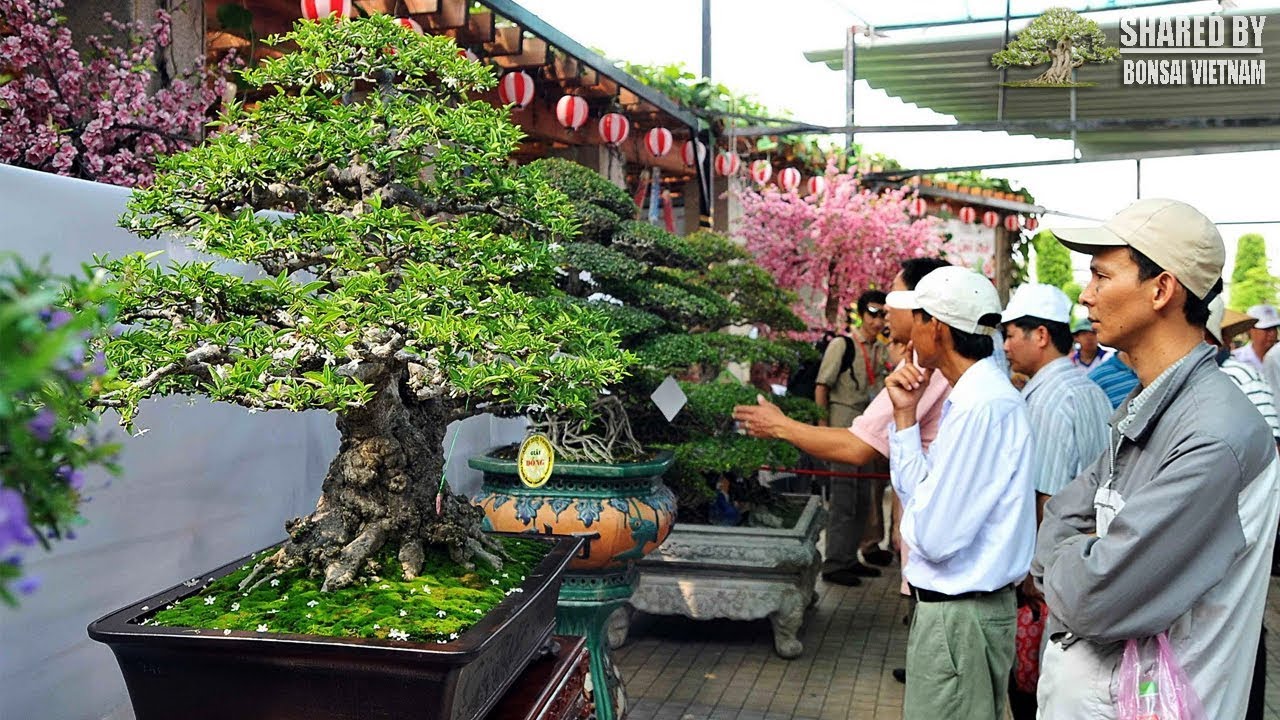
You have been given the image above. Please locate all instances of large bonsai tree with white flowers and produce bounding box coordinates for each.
[95,16,630,591]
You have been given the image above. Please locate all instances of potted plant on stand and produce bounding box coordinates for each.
[83,16,629,720]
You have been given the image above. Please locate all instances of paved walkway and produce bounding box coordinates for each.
[617,561,1280,720]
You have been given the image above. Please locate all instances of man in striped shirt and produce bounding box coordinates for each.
[1000,283,1112,720]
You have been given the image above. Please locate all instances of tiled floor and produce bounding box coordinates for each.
[616,561,1280,720]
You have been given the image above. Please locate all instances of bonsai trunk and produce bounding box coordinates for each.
[262,372,503,591]
[1037,39,1076,84]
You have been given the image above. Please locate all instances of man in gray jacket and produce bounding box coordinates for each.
[1033,198,1280,720]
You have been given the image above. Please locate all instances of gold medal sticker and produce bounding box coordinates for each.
[517,434,555,488]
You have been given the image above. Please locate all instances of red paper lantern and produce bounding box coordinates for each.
[644,128,673,158]
[598,113,630,145]
[958,206,977,223]
[714,151,740,176]
[1025,216,1039,231]
[681,140,705,167]
[778,167,801,192]
[1003,214,1021,232]
[555,95,588,130]
[395,17,423,33]
[497,71,535,108]
[908,197,928,217]
[300,0,350,19]
[750,160,772,185]
[806,176,827,197]
[982,210,1000,228]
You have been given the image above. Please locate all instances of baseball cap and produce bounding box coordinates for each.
[1070,317,1095,335]
[1001,283,1071,325]
[1248,304,1280,330]
[885,266,1002,336]
[1209,297,1258,344]
[1051,199,1224,300]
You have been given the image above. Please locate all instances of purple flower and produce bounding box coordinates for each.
[0,488,37,553]
[45,309,73,330]
[90,351,107,376]
[15,575,41,595]
[26,408,56,442]
[57,465,85,490]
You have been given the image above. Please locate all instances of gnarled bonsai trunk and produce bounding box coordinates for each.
[260,371,503,591]
[1037,39,1077,83]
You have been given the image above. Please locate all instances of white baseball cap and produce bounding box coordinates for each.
[1208,297,1259,344]
[1000,283,1072,325]
[885,266,1002,336]
[1247,304,1280,330]
[1051,198,1224,301]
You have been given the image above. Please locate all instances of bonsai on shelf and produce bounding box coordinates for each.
[94,16,629,603]
[529,158,820,524]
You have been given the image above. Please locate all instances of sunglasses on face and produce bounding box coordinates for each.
[864,307,885,317]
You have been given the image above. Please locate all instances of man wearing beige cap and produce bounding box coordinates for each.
[1032,199,1280,720]
[883,266,1036,719]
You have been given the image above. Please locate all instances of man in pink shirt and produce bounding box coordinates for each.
[733,257,954,589]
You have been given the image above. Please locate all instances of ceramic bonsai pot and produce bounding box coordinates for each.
[87,534,582,720]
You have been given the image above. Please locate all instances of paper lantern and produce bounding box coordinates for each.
[958,206,977,224]
[395,17,423,33]
[778,167,801,192]
[982,210,1000,228]
[1025,216,1039,231]
[497,70,535,108]
[555,95,588,130]
[714,151,740,177]
[644,127,673,158]
[750,160,772,185]
[1003,214,1021,232]
[806,176,827,197]
[598,113,630,145]
[300,0,351,19]
[908,197,928,217]
[680,140,705,167]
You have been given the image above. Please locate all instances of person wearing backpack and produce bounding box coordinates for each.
[814,290,889,585]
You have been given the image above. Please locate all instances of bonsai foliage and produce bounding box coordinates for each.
[1229,233,1278,311]
[0,0,230,187]
[96,16,629,591]
[737,169,944,329]
[535,157,816,519]
[991,7,1119,86]
[0,258,119,605]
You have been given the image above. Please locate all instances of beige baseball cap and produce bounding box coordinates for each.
[1051,199,1224,300]
[885,266,1002,336]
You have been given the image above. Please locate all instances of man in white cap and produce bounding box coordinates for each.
[882,265,1036,720]
[1033,199,1280,720]
[1000,283,1111,718]
[1233,303,1280,372]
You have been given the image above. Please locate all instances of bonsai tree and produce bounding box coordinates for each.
[737,167,944,330]
[991,7,1119,86]
[1230,233,1278,311]
[0,258,119,604]
[533,158,819,521]
[0,0,230,187]
[94,16,629,591]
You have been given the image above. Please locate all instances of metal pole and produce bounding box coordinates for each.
[845,25,857,152]
[998,0,1011,121]
[701,0,711,79]
[1136,159,1142,198]
[1070,70,1078,158]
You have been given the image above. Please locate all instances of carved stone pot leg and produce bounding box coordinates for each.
[769,588,806,659]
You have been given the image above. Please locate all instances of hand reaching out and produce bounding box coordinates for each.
[732,394,789,439]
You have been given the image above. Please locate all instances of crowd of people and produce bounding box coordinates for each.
[733,199,1280,720]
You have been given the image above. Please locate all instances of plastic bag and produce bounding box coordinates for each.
[1013,597,1047,694]
[1117,632,1206,720]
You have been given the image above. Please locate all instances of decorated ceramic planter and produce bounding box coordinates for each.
[87,534,581,720]
[469,448,676,720]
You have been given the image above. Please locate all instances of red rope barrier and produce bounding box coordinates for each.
[759,466,890,480]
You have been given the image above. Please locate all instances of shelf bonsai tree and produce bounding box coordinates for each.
[94,16,629,592]
[531,158,819,522]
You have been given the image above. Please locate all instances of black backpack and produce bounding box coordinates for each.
[788,333,836,400]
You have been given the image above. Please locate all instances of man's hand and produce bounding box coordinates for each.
[732,394,790,439]
[884,348,929,412]
[1020,573,1043,601]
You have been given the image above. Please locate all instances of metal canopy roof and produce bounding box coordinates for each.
[804,11,1280,158]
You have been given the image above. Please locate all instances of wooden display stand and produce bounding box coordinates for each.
[488,635,592,720]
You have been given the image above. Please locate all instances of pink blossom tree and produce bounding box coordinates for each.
[737,168,945,330]
[0,0,229,187]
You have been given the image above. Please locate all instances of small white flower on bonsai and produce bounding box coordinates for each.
[436,610,447,618]
[306,600,319,608]
[256,624,268,632]
[373,624,380,630]
[230,602,240,611]
[399,609,407,617]
[269,579,280,588]
[450,632,459,640]
[203,596,215,605]
[223,629,231,636]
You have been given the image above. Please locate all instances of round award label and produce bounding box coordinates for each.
[517,434,555,488]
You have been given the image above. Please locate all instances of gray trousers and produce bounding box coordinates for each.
[822,402,875,573]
